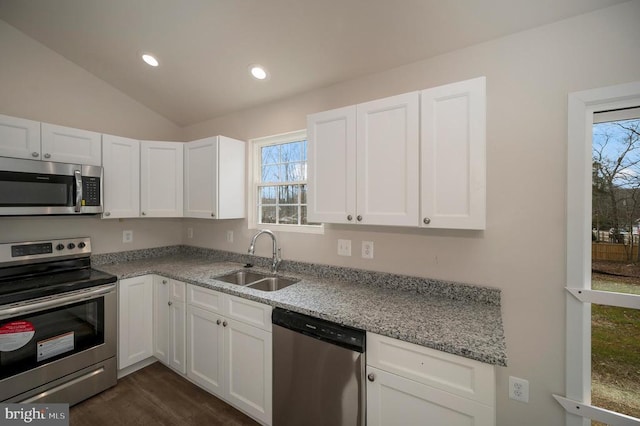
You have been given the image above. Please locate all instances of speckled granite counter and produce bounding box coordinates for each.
[93,247,507,367]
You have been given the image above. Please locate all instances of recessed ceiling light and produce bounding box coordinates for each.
[142,53,159,67]
[249,64,268,80]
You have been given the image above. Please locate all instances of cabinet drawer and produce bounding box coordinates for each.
[367,332,495,406]
[187,285,223,313]
[224,295,272,332]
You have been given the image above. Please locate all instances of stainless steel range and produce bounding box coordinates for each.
[0,237,117,404]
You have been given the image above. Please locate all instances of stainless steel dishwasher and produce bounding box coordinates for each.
[272,308,366,426]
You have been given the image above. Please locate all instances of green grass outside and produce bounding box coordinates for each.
[591,278,640,421]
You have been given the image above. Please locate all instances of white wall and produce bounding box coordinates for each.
[181,3,640,425]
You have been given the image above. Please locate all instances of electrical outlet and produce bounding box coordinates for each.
[122,230,133,243]
[187,227,193,239]
[226,230,234,243]
[362,241,374,259]
[338,239,351,256]
[509,376,529,403]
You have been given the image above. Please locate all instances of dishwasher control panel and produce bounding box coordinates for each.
[272,308,365,352]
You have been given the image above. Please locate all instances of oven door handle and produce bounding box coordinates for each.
[0,284,115,319]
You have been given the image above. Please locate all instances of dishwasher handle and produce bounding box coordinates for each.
[272,308,366,353]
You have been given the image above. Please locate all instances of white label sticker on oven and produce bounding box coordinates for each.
[0,320,35,351]
[37,331,74,362]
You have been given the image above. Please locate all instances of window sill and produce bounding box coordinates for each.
[253,223,324,235]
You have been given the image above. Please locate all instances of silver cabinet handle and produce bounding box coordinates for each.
[357,215,363,222]
[367,373,375,382]
[168,301,172,306]
[104,212,111,217]
[162,279,167,285]
[347,215,353,221]
[44,153,51,159]
[216,319,221,325]
[423,217,431,225]
[141,212,146,216]
[222,321,228,327]
[31,152,39,158]
[211,213,216,218]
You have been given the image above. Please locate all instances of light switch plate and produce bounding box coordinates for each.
[338,239,351,256]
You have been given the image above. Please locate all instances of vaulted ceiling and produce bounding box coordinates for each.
[0,0,628,126]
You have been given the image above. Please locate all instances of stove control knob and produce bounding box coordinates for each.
[67,243,76,250]
[56,244,65,251]
[78,242,86,249]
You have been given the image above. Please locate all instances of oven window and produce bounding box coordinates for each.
[0,298,104,380]
[0,171,73,207]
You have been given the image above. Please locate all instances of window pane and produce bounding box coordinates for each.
[281,141,305,162]
[591,116,640,422]
[260,186,277,204]
[283,162,306,181]
[260,206,276,224]
[278,185,299,204]
[261,165,281,182]
[262,145,279,165]
[300,184,307,204]
[278,206,298,224]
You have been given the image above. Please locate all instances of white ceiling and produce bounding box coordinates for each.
[0,0,628,126]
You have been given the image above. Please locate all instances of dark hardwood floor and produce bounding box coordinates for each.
[70,362,259,426]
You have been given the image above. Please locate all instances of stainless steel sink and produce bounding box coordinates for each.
[214,270,299,291]
[245,276,299,292]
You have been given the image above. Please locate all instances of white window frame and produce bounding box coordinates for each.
[561,81,640,426]
[248,129,324,234]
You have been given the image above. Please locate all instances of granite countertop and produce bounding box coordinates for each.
[95,250,507,367]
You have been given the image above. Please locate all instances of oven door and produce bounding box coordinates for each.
[0,284,116,401]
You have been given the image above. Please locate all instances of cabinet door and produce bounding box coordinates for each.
[421,77,486,230]
[367,366,494,426]
[224,318,272,425]
[140,141,184,217]
[217,136,246,219]
[186,305,225,396]
[118,276,153,370]
[307,106,357,224]
[356,92,420,226]
[0,114,40,160]
[184,137,218,219]
[153,276,169,364]
[41,123,101,166]
[102,134,140,218]
[168,300,186,374]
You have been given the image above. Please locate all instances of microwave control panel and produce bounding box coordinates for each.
[82,177,101,206]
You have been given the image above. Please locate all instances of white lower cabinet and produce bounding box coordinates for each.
[186,285,272,425]
[153,276,186,374]
[366,332,495,426]
[118,276,154,370]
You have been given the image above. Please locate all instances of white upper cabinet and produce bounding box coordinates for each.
[41,123,102,166]
[140,141,184,217]
[420,77,486,230]
[308,77,486,229]
[307,106,357,224]
[0,114,41,160]
[184,136,246,219]
[0,115,101,165]
[357,93,420,226]
[308,93,419,226]
[102,134,140,219]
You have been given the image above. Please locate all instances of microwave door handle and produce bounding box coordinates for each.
[74,170,82,212]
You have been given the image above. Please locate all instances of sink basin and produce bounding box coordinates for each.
[215,270,271,285]
[245,276,299,292]
[214,270,299,291]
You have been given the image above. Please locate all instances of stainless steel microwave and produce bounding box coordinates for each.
[0,157,103,215]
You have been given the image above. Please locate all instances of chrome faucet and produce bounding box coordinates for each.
[248,229,281,273]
